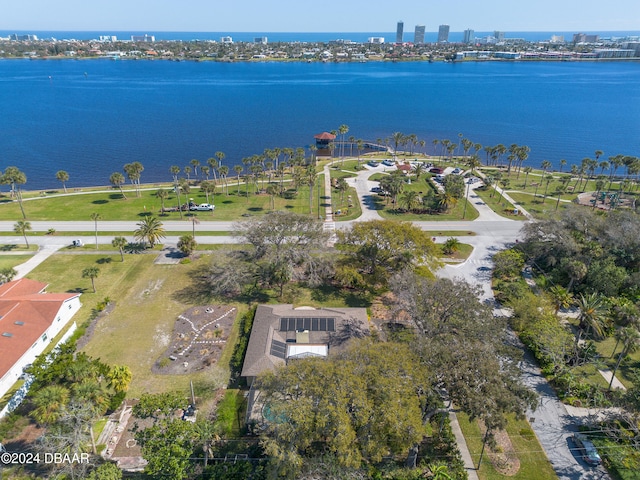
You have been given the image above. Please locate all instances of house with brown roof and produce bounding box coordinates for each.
[0,279,81,399]
[241,304,369,387]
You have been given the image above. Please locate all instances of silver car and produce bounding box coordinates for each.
[572,433,602,466]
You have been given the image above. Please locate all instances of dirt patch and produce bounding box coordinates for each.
[478,420,520,476]
[152,305,237,375]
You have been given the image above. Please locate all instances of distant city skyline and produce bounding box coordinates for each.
[2,0,639,32]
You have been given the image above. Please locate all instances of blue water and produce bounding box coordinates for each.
[1,58,639,190]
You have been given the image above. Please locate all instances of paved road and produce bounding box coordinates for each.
[4,167,610,479]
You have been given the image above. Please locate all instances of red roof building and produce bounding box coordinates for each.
[0,279,81,399]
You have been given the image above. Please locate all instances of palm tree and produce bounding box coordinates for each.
[109,172,127,199]
[218,165,230,195]
[522,166,533,189]
[608,327,639,391]
[112,236,128,262]
[266,184,278,210]
[400,190,420,212]
[107,365,132,393]
[201,165,210,180]
[305,165,316,214]
[56,170,69,193]
[190,159,200,179]
[442,237,460,254]
[90,212,101,249]
[123,162,144,197]
[575,292,608,342]
[338,124,349,161]
[437,191,457,212]
[428,463,452,480]
[170,166,184,219]
[541,174,554,203]
[134,216,166,248]
[177,234,197,257]
[14,220,31,247]
[356,139,364,167]
[200,180,216,205]
[32,385,70,425]
[215,151,226,170]
[559,159,567,173]
[391,131,405,159]
[155,188,169,214]
[233,165,243,195]
[549,285,572,314]
[183,166,192,182]
[554,184,568,211]
[2,166,27,219]
[82,266,100,293]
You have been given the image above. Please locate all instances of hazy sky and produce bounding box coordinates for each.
[2,0,638,32]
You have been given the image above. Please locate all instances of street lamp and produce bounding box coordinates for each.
[462,181,470,219]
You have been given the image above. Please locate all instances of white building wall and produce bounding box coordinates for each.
[0,296,81,399]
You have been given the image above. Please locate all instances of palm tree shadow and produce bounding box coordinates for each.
[68,287,87,293]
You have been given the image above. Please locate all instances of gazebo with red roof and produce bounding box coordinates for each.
[314,132,336,156]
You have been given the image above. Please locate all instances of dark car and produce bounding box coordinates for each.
[572,433,602,466]
[430,167,444,174]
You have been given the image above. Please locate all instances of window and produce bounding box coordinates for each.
[41,333,47,342]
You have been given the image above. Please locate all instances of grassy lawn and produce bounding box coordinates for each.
[506,192,572,220]
[0,253,35,270]
[472,187,525,220]
[2,230,232,237]
[456,412,557,480]
[215,389,248,437]
[439,243,473,263]
[26,252,236,398]
[0,181,326,222]
[332,185,363,221]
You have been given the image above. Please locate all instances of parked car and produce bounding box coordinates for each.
[370,186,382,193]
[452,168,461,174]
[367,160,380,167]
[430,167,444,174]
[71,239,84,247]
[191,203,215,211]
[381,159,395,166]
[572,433,602,466]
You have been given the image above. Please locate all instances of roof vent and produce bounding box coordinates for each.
[2,332,13,337]
[14,321,24,326]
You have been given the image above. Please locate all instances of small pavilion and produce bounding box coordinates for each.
[314,132,336,157]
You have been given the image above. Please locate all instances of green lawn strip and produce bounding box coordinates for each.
[214,389,248,437]
[332,186,363,221]
[425,230,476,237]
[0,254,35,270]
[506,192,572,220]
[456,411,557,480]
[0,181,324,222]
[439,243,473,263]
[472,187,525,220]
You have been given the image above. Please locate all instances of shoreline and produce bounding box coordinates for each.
[3,55,639,64]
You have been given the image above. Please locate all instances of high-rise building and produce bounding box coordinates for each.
[438,25,450,43]
[414,25,425,44]
[396,21,404,43]
[463,29,475,44]
[254,37,268,44]
[494,31,505,42]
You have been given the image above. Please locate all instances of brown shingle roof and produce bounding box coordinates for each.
[241,304,368,380]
